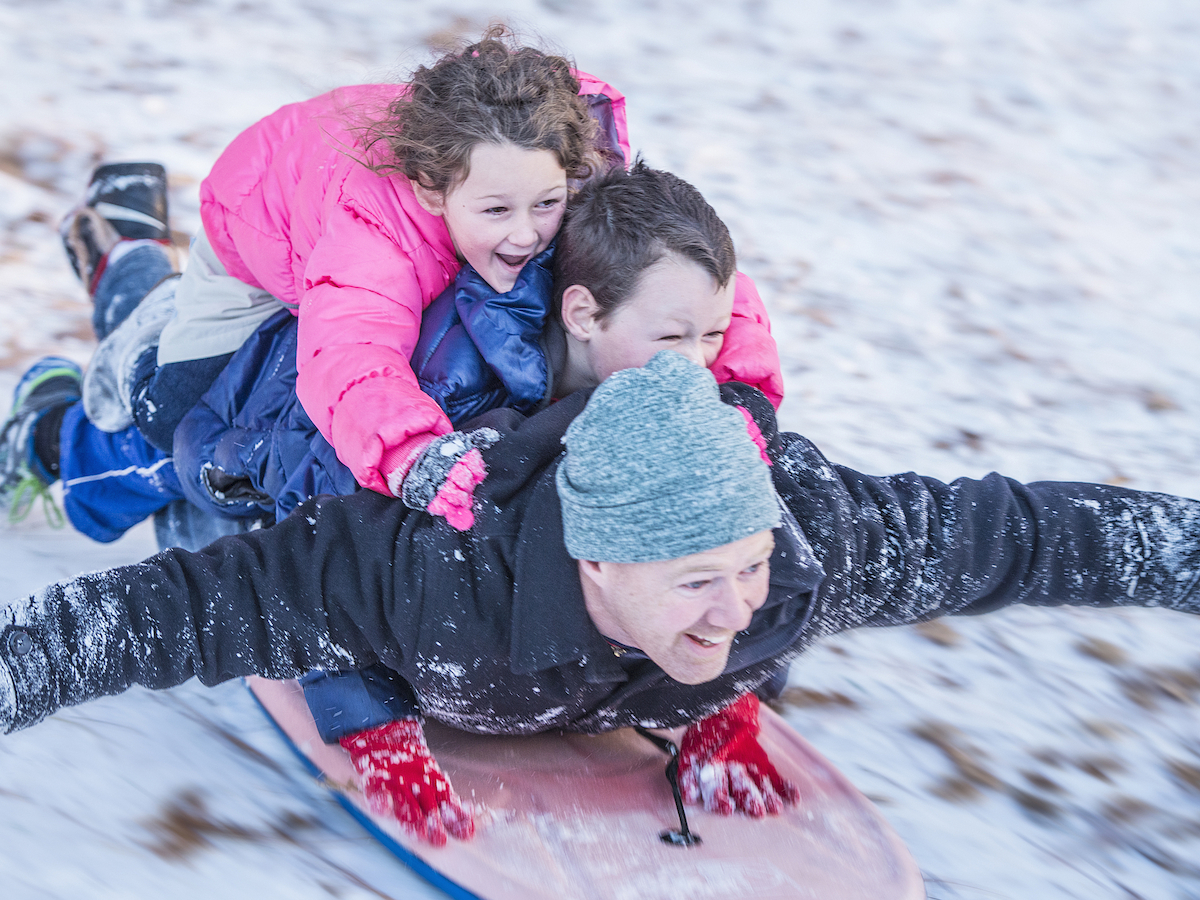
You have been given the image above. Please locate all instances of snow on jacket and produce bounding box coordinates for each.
[4,385,1200,735]
[196,80,782,497]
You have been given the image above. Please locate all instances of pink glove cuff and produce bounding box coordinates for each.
[737,406,772,466]
[383,433,440,498]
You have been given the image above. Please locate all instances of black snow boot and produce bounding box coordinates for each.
[61,162,171,285]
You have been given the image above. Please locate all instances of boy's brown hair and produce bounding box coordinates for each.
[554,158,738,321]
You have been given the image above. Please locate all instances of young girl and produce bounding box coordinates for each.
[4,29,782,542]
[0,29,631,537]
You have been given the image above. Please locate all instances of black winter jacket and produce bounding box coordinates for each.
[3,385,1199,735]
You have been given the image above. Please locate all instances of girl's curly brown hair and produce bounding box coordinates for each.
[360,26,602,194]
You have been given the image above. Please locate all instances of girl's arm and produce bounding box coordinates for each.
[295,208,454,496]
[710,273,784,409]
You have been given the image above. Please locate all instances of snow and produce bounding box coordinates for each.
[2,0,1200,897]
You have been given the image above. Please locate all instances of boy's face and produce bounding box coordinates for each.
[578,530,775,685]
[414,142,567,293]
[567,254,735,384]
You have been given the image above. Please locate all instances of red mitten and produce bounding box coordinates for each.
[678,693,800,817]
[339,719,475,846]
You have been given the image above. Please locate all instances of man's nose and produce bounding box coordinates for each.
[706,580,757,633]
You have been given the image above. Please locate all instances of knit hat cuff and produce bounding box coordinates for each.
[558,467,782,563]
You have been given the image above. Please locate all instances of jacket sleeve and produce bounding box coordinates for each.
[0,491,418,734]
[710,273,784,410]
[573,70,632,166]
[766,424,1200,636]
[295,207,454,496]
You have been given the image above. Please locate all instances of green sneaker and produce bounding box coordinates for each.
[0,356,83,524]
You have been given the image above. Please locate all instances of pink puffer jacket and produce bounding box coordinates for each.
[199,78,781,497]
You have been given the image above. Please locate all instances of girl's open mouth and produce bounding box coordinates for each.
[497,252,529,268]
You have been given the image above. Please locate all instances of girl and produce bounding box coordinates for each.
[1,29,629,536]
[3,29,779,538]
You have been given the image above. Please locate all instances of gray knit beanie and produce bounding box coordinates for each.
[556,351,781,562]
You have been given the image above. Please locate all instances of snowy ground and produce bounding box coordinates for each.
[2,1,1200,898]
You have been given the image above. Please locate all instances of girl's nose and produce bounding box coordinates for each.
[508,213,539,249]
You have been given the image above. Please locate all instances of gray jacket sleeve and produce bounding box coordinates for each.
[0,489,417,733]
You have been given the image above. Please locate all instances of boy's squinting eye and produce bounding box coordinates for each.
[656,334,683,343]
[705,330,727,339]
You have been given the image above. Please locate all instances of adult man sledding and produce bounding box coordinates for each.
[2,351,1199,846]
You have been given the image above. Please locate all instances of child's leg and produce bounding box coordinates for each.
[57,402,183,543]
[137,228,285,452]
[81,256,180,435]
[62,162,184,438]
[88,238,177,342]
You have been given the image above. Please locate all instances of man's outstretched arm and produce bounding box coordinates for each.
[766,425,1200,634]
[0,490,414,733]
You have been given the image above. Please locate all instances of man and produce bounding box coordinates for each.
[3,351,1199,845]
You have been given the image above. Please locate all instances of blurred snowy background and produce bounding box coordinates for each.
[1,1,1199,897]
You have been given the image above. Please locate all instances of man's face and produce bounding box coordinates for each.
[414,142,567,293]
[578,530,775,685]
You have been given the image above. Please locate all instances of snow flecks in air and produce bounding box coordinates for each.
[3,0,1200,896]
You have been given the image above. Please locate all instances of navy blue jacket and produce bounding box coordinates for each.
[173,248,555,522]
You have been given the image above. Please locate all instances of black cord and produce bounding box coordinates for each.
[635,726,702,847]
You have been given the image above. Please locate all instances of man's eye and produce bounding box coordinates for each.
[683,580,710,590]
[742,562,763,575]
